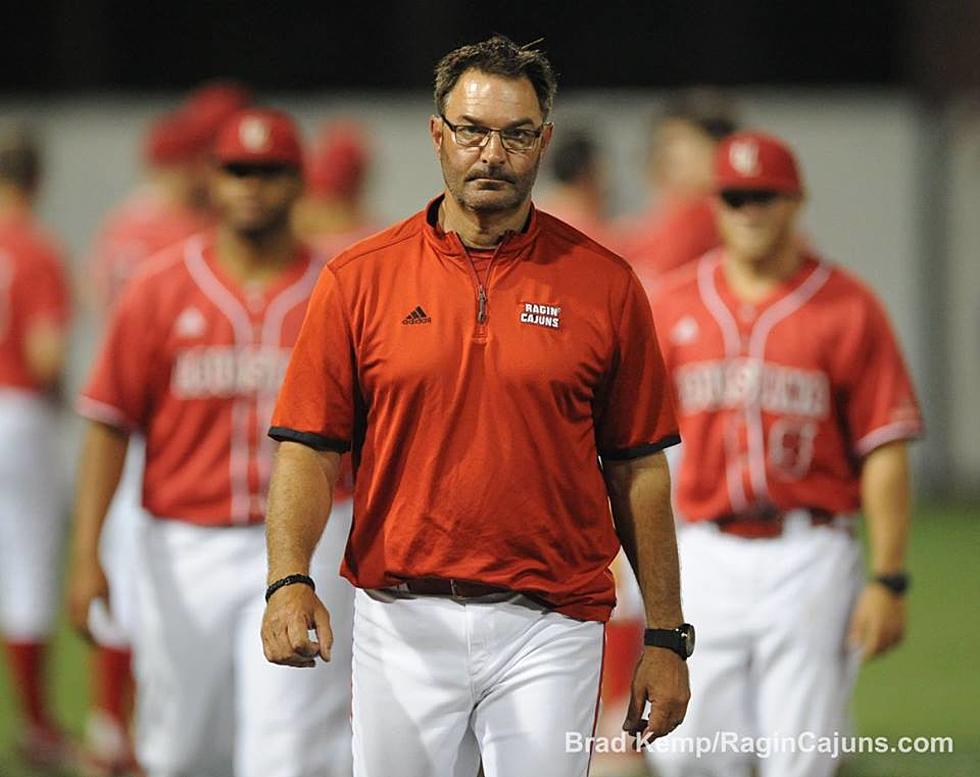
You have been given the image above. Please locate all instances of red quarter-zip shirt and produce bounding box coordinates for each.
[270,196,679,622]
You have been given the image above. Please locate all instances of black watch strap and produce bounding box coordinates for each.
[265,574,316,602]
[874,572,909,596]
[644,623,695,660]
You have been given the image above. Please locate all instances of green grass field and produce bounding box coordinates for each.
[1,503,977,776]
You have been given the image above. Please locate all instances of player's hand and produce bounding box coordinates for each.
[624,646,690,741]
[848,582,906,661]
[261,583,333,668]
[66,552,109,643]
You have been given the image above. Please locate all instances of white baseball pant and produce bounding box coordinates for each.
[646,512,863,777]
[89,437,146,647]
[133,500,355,777]
[351,588,604,777]
[0,390,65,640]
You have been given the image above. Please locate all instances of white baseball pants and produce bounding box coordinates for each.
[351,588,604,777]
[646,512,863,777]
[89,437,146,647]
[133,500,355,777]
[0,390,65,640]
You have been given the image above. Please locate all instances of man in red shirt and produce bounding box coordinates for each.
[645,132,923,777]
[0,125,73,769]
[261,36,691,777]
[68,109,354,777]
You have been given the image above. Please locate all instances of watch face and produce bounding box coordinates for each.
[680,623,696,657]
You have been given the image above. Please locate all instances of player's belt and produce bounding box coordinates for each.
[394,577,515,600]
[713,508,836,539]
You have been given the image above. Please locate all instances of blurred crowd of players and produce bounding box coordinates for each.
[0,80,738,776]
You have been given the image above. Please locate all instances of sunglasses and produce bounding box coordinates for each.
[719,190,781,209]
[221,163,295,179]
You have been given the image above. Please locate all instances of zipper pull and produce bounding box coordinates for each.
[478,287,487,324]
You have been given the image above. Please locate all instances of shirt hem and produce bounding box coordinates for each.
[601,433,681,461]
[268,426,351,453]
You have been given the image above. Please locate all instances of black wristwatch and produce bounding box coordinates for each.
[874,572,910,596]
[644,623,696,660]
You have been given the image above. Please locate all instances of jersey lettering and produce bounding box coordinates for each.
[675,358,829,419]
[172,345,291,398]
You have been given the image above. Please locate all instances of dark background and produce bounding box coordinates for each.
[2,0,976,96]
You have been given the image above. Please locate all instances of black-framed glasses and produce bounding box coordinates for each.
[719,189,781,209]
[440,114,547,153]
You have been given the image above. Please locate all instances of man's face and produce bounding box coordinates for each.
[715,189,801,261]
[209,163,303,236]
[430,69,553,215]
[651,119,716,198]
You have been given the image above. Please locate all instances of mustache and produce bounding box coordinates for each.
[466,168,516,183]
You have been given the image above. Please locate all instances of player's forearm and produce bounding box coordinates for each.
[265,442,339,582]
[71,421,129,561]
[604,452,684,629]
[24,320,67,392]
[860,441,911,575]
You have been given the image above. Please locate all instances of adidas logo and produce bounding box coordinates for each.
[402,305,432,325]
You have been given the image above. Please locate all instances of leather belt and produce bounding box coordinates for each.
[713,509,836,539]
[395,577,513,599]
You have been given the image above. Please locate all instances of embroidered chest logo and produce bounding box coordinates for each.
[402,305,432,325]
[520,302,561,330]
[175,306,207,338]
[670,315,699,345]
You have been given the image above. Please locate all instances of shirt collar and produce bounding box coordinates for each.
[421,193,539,260]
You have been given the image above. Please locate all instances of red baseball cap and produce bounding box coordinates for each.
[307,120,370,199]
[143,112,200,166]
[213,109,304,168]
[715,131,803,195]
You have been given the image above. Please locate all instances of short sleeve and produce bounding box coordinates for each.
[77,279,156,432]
[845,296,924,458]
[269,266,355,452]
[595,272,680,460]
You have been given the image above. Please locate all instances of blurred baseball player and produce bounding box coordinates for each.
[262,35,692,777]
[538,128,615,246]
[618,91,738,292]
[646,131,924,777]
[68,108,354,777]
[0,125,73,767]
[293,120,378,258]
[79,84,250,775]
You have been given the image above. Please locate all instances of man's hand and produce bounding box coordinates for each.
[261,583,333,668]
[848,582,906,661]
[623,647,691,740]
[67,552,109,643]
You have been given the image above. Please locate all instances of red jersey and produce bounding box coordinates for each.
[651,251,924,522]
[270,197,679,622]
[619,196,720,293]
[0,212,71,392]
[79,234,322,526]
[89,188,212,306]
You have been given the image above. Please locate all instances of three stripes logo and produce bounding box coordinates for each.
[402,305,432,325]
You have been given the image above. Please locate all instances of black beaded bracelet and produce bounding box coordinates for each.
[265,574,316,602]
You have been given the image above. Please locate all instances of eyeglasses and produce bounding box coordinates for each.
[719,189,781,209]
[440,114,547,153]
